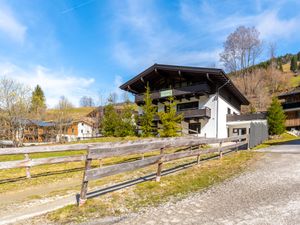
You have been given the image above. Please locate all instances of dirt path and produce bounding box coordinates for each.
[100,143,300,225]
[0,178,81,225]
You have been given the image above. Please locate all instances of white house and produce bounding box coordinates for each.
[120,64,251,138]
[59,119,96,142]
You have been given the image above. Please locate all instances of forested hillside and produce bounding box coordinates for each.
[220,26,300,113]
[231,55,300,113]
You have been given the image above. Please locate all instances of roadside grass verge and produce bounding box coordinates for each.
[46,151,258,224]
[252,132,300,150]
[0,142,206,194]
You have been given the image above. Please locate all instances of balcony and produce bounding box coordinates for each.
[153,107,211,121]
[135,83,211,103]
[282,102,300,110]
[286,118,300,127]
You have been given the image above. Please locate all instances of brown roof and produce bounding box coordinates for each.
[120,64,249,105]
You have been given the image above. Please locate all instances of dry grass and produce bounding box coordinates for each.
[252,132,299,150]
[45,107,95,121]
[46,151,258,224]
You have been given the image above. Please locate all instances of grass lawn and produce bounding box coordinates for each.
[45,151,258,224]
[0,136,142,194]
[252,132,299,150]
[0,138,206,194]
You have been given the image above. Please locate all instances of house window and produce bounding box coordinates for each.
[227,108,231,114]
[177,101,199,112]
[189,123,201,134]
[82,123,84,126]
[81,129,83,134]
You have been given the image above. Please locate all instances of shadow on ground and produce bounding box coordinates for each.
[76,149,238,203]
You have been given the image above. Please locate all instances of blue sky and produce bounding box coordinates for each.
[0,0,300,107]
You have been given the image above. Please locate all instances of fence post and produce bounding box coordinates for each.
[155,148,164,182]
[99,158,103,167]
[247,134,250,150]
[197,145,201,165]
[79,146,93,206]
[25,154,31,178]
[219,141,223,159]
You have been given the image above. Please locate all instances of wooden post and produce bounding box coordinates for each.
[79,147,92,206]
[197,145,201,165]
[219,141,223,159]
[25,154,31,178]
[99,158,103,167]
[247,135,250,150]
[155,148,164,182]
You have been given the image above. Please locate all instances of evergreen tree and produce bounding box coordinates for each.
[158,97,183,137]
[277,58,283,71]
[101,103,120,136]
[140,83,157,137]
[290,55,298,72]
[115,102,136,137]
[267,97,286,135]
[297,52,300,61]
[30,85,46,113]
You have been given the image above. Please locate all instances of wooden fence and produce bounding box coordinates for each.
[0,136,241,178]
[79,135,249,205]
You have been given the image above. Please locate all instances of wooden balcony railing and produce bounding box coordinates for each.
[135,83,211,103]
[286,118,300,127]
[153,107,211,121]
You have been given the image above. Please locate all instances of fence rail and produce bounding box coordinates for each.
[79,135,249,205]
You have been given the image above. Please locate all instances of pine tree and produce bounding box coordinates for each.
[101,103,120,136]
[158,97,183,137]
[115,102,136,137]
[140,83,157,137]
[290,55,298,72]
[30,85,46,113]
[267,97,286,135]
[297,52,300,61]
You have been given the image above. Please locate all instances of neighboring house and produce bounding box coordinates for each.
[59,118,97,142]
[278,86,300,131]
[120,64,250,138]
[22,120,56,143]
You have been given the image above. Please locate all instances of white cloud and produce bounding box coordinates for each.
[0,62,96,107]
[0,2,27,43]
[111,0,218,70]
[180,1,300,42]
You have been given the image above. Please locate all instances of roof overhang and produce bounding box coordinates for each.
[120,64,249,105]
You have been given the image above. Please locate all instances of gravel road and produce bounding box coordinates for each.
[103,140,300,225]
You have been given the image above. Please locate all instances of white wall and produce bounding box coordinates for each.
[217,95,240,138]
[77,122,93,138]
[137,94,241,138]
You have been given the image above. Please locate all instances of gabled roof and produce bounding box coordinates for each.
[120,64,249,105]
[278,86,300,98]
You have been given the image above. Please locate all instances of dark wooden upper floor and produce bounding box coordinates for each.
[120,64,249,107]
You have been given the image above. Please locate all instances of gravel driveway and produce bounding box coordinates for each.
[103,140,300,225]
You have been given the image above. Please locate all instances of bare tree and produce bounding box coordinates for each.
[220,26,263,95]
[107,92,118,104]
[0,77,31,146]
[55,96,74,143]
[79,96,95,107]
